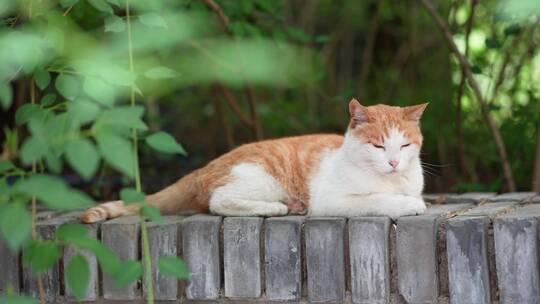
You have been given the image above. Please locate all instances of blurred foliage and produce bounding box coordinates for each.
[0,0,539,299]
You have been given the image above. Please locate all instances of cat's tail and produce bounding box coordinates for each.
[80,175,196,224]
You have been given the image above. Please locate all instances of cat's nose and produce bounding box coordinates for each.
[389,160,399,168]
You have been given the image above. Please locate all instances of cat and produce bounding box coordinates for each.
[81,99,427,223]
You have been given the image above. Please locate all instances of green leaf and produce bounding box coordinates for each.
[141,205,163,224]
[70,237,120,276]
[57,223,88,241]
[113,261,143,288]
[0,82,13,110]
[104,15,126,32]
[120,188,146,205]
[0,204,32,250]
[45,153,62,174]
[27,240,61,275]
[0,295,38,304]
[88,0,113,13]
[65,138,100,180]
[59,0,79,8]
[0,160,14,173]
[15,175,94,210]
[83,77,115,107]
[144,66,179,79]
[20,137,48,164]
[145,131,186,155]
[35,69,51,90]
[15,104,40,125]
[95,133,135,178]
[97,106,148,130]
[67,99,101,125]
[55,74,80,100]
[41,93,57,106]
[139,12,167,28]
[65,254,90,300]
[158,256,190,279]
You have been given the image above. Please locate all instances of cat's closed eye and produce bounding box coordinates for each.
[371,143,385,150]
[401,143,411,149]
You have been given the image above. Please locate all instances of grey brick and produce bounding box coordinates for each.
[397,215,439,304]
[349,217,390,304]
[446,216,490,304]
[223,217,263,299]
[182,214,221,300]
[101,216,140,300]
[144,216,185,301]
[305,217,346,303]
[494,215,539,303]
[0,237,19,294]
[22,219,61,302]
[264,216,303,301]
[459,201,519,218]
[490,192,536,202]
[447,192,495,204]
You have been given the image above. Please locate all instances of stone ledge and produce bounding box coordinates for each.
[0,193,539,303]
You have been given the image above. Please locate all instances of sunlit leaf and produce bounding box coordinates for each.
[139,12,167,28]
[15,175,94,210]
[70,237,120,276]
[88,0,113,14]
[113,261,142,288]
[68,99,101,125]
[20,137,48,164]
[96,106,148,130]
[83,77,115,107]
[57,223,88,241]
[0,204,32,250]
[158,256,190,279]
[120,188,146,205]
[95,132,135,178]
[105,15,126,33]
[65,254,90,300]
[141,205,162,224]
[15,104,40,125]
[55,74,80,100]
[59,0,79,8]
[34,69,51,90]
[41,94,57,106]
[26,240,61,275]
[65,138,100,179]
[145,131,186,155]
[144,66,179,79]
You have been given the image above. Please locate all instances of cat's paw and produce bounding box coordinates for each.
[388,196,426,219]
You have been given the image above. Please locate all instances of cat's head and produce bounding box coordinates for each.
[344,99,427,174]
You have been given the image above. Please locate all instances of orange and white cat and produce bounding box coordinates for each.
[81,99,427,223]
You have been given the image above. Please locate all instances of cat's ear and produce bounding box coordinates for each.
[404,102,428,122]
[349,99,368,128]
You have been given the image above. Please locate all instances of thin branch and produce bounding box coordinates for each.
[455,0,477,179]
[215,84,253,127]
[419,0,516,191]
[63,5,74,16]
[212,89,235,149]
[199,0,263,141]
[199,0,231,34]
[357,0,383,100]
[244,87,263,140]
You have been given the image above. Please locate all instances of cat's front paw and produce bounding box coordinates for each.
[389,196,426,219]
